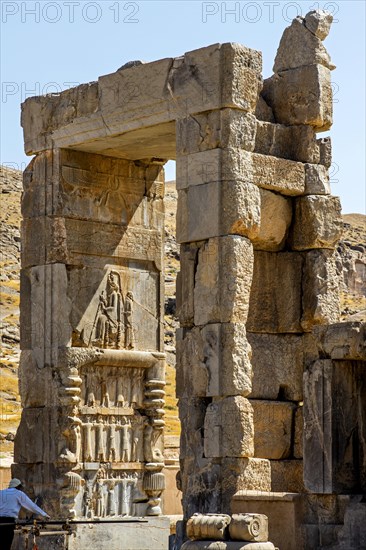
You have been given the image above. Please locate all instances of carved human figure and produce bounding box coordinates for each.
[101,379,110,408]
[95,474,105,517]
[131,425,141,462]
[83,416,94,462]
[83,482,94,519]
[95,415,106,462]
[86,375,96,407]
[107,480,117,516]
[130,369,142,405]
[121,473,132,516]
[124,291,134,349]
[116,378,125,408]
[143,419,164,464]
[108,416,118,462]
[120,417,132,462]
[94,271,123,349]
[60,407,82,463]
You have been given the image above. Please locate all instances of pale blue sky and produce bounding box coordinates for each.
[1,0,365,213]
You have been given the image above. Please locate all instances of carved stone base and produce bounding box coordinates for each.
[12,517,170,550]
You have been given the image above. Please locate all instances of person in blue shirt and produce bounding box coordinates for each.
[0,478,50,550]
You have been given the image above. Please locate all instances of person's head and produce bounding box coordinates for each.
[8,478,22,490]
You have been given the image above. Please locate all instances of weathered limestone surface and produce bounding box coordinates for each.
[247,333,315,401]
[194,236,254,326]
[301,249,340,331]
[22,43,262,156]
[312,321,366,360]
[186,513,231,540]
[304,163,330,195]
[290,195,342,250]
[176,324,252,398]
[231,491,304,550]
[252,153,305,196]
[270,460,305,493]
[204,397,254,458]
[177,149,305,196]
[251,400,294,460]
[176,180,261,243]
[15,146,168,523]
[247,251,303,333]
[254,121,320,164]
[229,513,269,542]
[18,10,355,549]
[176,110,257,155]
[273,16,335,72]
[304,10,334,40]
[263,64,333,131]
[251,189,292,251]
[221,458,271,497]
[317,136,332,168]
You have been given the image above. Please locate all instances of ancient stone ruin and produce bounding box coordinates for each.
[13,9,365,550]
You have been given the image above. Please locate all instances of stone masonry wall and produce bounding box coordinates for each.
[14,149,167,519]
[176,9,340,519]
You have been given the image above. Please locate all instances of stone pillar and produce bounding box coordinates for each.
[14,148,167,520]
[244,9,339,498]
[175,42,273,517]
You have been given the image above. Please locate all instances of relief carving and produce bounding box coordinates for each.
[80,468,145,518]
[60,406,82,465]
[82,367,144,409]
[87,270,135,350]
[120,417,132,462]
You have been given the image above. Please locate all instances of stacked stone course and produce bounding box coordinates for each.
[176,10,340,521]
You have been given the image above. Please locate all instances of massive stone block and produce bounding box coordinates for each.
[251,400,295,460]
[273,15,335,72]
[290,195,342,250]
[247,251,303,333]
[194,236,254,326]
[221,458,271,497]
[176,148,253,189]
[203,397,254,458]
[251,188,292,251]
[263,64,333,131]
[247,333,318,401]
[176,110,257,155]
[304,163,330,195]
[270,460,305,493]
[176,324,252,398]
[22,43,262,156]
[301,249,340,331]
[176,180,261,243]
[312,322,366,360]
[177,149,305,196]
[254,121,320,164]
